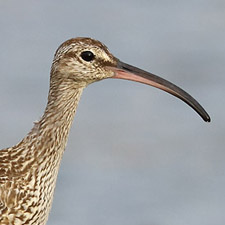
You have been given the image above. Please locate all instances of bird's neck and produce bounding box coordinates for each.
[17,81,84,224]
[26,82,84,155]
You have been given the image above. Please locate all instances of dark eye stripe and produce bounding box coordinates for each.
[80,51,95,62]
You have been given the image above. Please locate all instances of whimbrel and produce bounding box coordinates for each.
[0,38,210,224]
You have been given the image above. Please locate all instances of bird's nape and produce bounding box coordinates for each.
[107,59,210,122]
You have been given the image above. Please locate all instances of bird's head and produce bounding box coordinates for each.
[50,37,210,122]
[51,37,117,86]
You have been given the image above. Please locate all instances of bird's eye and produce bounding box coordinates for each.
[80,51,95,62]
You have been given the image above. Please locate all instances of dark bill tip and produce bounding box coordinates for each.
[108,60,210,122]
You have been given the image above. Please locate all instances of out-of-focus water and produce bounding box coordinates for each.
[0,1,224,224]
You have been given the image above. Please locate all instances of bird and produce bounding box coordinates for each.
[0,37,210,225]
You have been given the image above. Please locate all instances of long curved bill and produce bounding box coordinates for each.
[108,60,210,122]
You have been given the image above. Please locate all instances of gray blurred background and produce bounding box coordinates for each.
[0,1,224,225]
